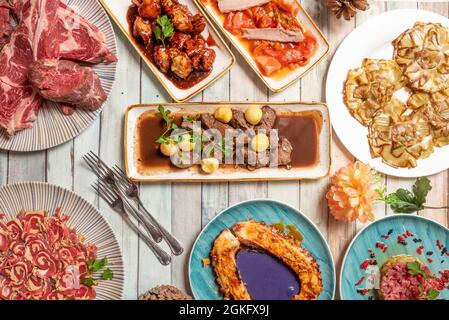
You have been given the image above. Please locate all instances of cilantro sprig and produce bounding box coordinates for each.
[377,177,448,214]
[81,257,114,287]
[153,15,174,47]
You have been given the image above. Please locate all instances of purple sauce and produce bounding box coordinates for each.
[236,249,300,300]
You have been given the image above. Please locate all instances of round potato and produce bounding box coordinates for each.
[251,134,270,152]
[214,107,233,124]
[201,158,219,174]
[160,140,179,157]
[245,107,263,125]
[178,134,195,152]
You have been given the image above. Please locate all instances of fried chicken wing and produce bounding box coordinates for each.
[138,0,161,20]
[210,230,251,300]
[192,13,206,34]
[133,16,153,44]
[170,32,191,51]
[185,36,206,57]
[232,220,323,300]
[154,45,171,73]
[168,4,193,33]
[169,48,192,78]
[161,0,178,12]
[192,48,216,71]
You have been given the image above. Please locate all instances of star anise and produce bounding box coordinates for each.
[326,0,370,21]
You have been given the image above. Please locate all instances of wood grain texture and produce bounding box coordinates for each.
[0,2,448,300]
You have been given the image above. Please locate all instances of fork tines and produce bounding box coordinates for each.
[93,180,117,206]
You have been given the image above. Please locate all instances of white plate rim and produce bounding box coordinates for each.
[326,9,449,178]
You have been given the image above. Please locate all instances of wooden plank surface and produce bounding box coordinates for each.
[0,1,448,300]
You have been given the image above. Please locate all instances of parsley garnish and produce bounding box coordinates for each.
[153,15,174,47]
[377,177,448,214]
[427,288,440,300]
[407,261,433,279]
[407,262,441,300]
[182,115,198,123]
[81,257,114,287]
[156,105,179,145]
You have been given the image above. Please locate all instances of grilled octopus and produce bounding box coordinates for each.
[210,220,323,300]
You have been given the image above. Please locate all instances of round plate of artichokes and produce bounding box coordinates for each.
[326,9,449,177]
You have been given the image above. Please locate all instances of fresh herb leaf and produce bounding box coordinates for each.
[377,177,434,213]
[102,268,114,281]
[156,105,179,145]
[427,288,440,300]
[413,177,432,207]
[86,259,95,268]
[91,257,108,272]
[407,261,434,279]
[157,105,172,123]
[81,277,95,287]
[182,115,197,123]
[390,189,422,213]
[153,15,174,47]
[83,257,113,285]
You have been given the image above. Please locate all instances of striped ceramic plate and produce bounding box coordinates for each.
[0,182,124,300]
[0,0,117,152]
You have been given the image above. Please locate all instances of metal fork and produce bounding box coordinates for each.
[112,165,184,256]
[83,152,163,243]
[93,180,171,265]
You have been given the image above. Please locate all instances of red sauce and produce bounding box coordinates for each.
[206,33,218,47]
[208,0,318,77]
[127,6,212,90]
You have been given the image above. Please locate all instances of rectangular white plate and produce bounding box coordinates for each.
[195,0,329,92]
[99,0,235,102]
[125,102,331,182]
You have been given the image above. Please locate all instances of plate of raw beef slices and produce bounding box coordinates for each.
[0,0,117,151]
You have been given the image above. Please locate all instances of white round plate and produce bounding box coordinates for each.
[326,9,449,178]
[0,182,124,300]
[0,0,117,152]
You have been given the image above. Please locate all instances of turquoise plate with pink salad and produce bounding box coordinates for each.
[340,214,449,300]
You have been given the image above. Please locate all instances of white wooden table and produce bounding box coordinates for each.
[0,1,448,300]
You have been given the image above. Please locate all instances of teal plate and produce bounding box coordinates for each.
[340,214,449,300]
[189,199,335,300]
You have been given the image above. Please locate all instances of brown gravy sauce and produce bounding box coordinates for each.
[127,6,212,90]
[135,109,322,172]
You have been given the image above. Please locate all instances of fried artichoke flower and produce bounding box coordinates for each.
[344,59,407,126]
[408,89,449,146]
[393,22,449,92]
[368,109,434,168]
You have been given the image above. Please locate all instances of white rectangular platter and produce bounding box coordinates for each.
[99,0,235,102]
[125,102,331,182]
[195,0,329,92]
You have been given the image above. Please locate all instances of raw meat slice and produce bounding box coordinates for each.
[48,2,117,63]
[29,59,107,111]
[0,0,44,135]
[0,0,116,136]
[0,0,12,51]
[0,83,41,135]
